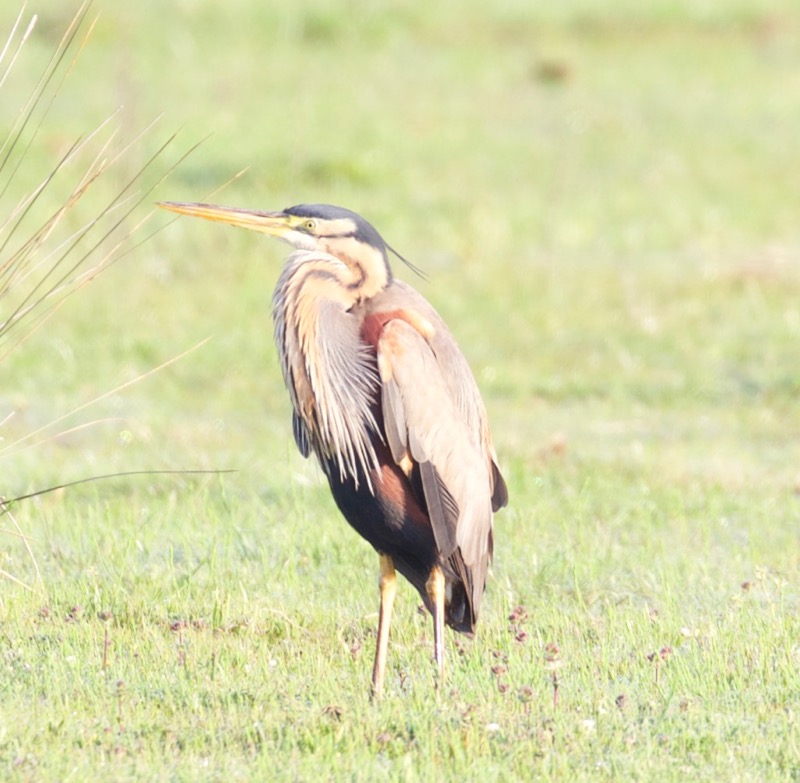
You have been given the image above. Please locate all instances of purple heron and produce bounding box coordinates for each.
[158,201,508,696]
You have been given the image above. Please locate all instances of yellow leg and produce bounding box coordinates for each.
[371,554,396,698]
[426,565,446,683]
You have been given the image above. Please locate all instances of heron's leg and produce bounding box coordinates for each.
[371,553,396,698]
[426,565,446,683]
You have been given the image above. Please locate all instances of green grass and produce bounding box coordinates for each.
[3,0,800,780]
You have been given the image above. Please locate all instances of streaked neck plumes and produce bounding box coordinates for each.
[272,250,381,488]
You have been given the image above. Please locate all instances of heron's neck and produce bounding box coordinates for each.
[318,238,391,300]
[272,250,381,486]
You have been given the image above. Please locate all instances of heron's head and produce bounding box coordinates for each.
[159,201,392,291]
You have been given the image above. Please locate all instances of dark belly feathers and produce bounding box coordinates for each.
[323,441,476,635]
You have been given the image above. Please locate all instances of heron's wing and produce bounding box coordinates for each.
[378,281,508,515]
[377,318,494,580]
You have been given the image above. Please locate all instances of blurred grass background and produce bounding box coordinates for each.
[2,1,800,780]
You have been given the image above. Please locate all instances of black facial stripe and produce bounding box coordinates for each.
[317,231,356,239]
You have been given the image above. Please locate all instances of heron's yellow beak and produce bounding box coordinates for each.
[158,201,296,237]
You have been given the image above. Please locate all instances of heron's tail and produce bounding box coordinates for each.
[444,579,477,636]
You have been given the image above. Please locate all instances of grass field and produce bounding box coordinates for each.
[2,1,800,780]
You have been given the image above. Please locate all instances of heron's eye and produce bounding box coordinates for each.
[303,219,317,232]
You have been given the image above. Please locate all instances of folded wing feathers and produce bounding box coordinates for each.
[381,373,408,464]
[378,319,494,576]
[418,460,459,559]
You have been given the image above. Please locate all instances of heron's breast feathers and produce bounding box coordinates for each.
[272,255,382,488]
